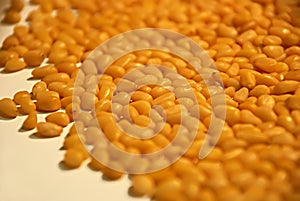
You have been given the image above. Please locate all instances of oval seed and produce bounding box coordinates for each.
[284,70,300,81]
[285,95,300,110]
[234,87,249,103]
[269,26,291,38]
[249,85,270,97]
[273,80,299,95]
[234,124,267,143]
[48,82,67,95]
[256,74,279,86]
[262,45,284,59]
[19,99,36,114]
[237,30,257,44]
[0,98,18,118]
[13,90,31,104]
[32,65,58,79]
[0,50,19,67]
[105,65,126,78]
[217,24,238,38]
[131,91,153,102]
[254,106,278,122]
[240,70,256,89]
[63,133,85,149]
[8,45,28,57]
[133,115,151,127]
[3,10,21,24]
[2,35,19,50]
[36,91,61,112]
[42,72,70,85]
[285,46,300,56]
[283,33,299,47]
[61,96,73,109]
[36,122,63,137]
[32,81,47,98]
[23,49,45,67]
[130,100,151,115]
[55,62,77,75]
[101,164,124,180]
[154,178,183,201]
[277,115,296,133]
[224,105,240,126]
[80,92,98,110]
[63,148,85,169]
[152,92,176,106]
[150,86,170,98]
[131,175,155,196]
[98,84,114,100]
[13,25,28,38]
[10,0,25,11]
[262,35,282,45]
[65,103,80,121]
[22,111,37,130]
[46,112,70,127]
[254,57,277,73]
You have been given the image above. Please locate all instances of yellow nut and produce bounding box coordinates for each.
[46,112,70,127]
[284,70,300,81]
[32,65,58,79]
[22,111,37,130]
[61,96,73,109]
[19,99,36,114]
[63,148,85,169]
[36,91,61,112]
[4,58,26,72]
[0,98,18,118]
[10,0,25,12]
[0,50,18,66]
[23,49,45,67]
[285,95,300,110]
[3,10,21,24]
[13,90,31,104]
[240,70,256,89]
[130,100,151,115]
[8,45,28,57]
[42,72,70,85]
[234,124,268,144]
[131,175,155,196]
[55,62,77,75]
[131,91,153,102]
[254,57,277,73]
[32,81,47,98]
[36,122,63,138]
[273,80,299,95]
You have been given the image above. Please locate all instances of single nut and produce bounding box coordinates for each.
[46,112,70,127]
[3,10,21,24]
[22,111,37,130]
[36,122,63,137]
[4,58,26,72]
[23,49,45,67]
[0,98,18,118]
[63,148,85,169]
[32,65,58,79]
[13,90,31,104]
[36,91,61,112]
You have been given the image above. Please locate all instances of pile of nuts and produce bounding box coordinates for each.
[0,0,300,201]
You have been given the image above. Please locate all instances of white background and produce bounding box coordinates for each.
[0,1,148,201]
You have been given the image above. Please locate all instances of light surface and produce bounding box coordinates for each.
[0,1,147,201]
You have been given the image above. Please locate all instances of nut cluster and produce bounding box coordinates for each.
[0,0,300,201]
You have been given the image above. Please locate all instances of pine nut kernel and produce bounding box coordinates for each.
[36,122,63,138]
[0,98,18,118]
